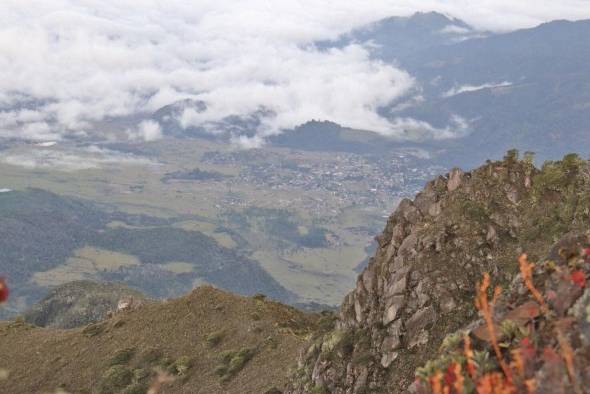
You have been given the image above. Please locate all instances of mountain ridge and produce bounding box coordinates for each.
[23,280,148,329]
[0,286,324,394]
[287,152,590,393]
[1,152,589,393]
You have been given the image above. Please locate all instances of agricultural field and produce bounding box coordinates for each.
[0,136,437,314]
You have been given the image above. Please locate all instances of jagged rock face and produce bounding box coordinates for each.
[24,280,147,329]
[287,155,590,393]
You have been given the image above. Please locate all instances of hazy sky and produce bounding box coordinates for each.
[1,1,589,144]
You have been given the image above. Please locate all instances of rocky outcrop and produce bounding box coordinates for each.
[24,280,147,329]
[411,232,590,393]
[287,154,590,393]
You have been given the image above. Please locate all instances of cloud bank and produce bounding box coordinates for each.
[0,145,154,171]
[1,1,588,143]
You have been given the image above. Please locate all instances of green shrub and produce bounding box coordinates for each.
[113,319,126,329]
[171,356,192,375]
[158,356,173,369]
[250,312,261,321]
[219,350,235,364]
[310,384,330,394]
[109,347,136,366]
[97,365,133,394]
[132,368,151,382]
[121,382,148,394]
[226,348,255,375]
[82,322,105,337]
[460,199,489,223]
[263,388,283,394]
[138,348,163,365]
[214,364,228,377]
[206,330,224,347]
[317,313,337,332]
[216,347,257,381]
[503,149,519,164]
[253,293,267,301]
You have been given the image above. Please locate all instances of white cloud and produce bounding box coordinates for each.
[0,1,588,143]
[36,141,58,147]
[0,145,154,171]
[178,44,415,136]
[388,114,470,140]
[127,120,163,142]
[230,134,265,149]
[442,81,513,97]
[440,25,472,34]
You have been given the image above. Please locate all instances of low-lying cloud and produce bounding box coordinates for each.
[442,82,513,98]
[0,145,154,171]
[388,115,471,141]
[1,1,588,143]
[126,120,163,142]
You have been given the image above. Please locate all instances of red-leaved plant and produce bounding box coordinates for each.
[0,277,8,303]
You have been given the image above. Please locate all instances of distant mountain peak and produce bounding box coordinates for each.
[355,11,474,36]
[317,11,479,62]
[406,10,472,29]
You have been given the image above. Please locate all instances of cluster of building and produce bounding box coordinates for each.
[201,149,445,213]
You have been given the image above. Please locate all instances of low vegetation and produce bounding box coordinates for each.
[414,240,590,394]
[215,347,257,382]
[206,330,225,348]
[0,286,321,393]
[110,348,137,366]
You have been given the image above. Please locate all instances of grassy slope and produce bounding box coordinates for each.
[0,287,322,394]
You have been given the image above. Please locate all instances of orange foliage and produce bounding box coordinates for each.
[556,328,581,394]
[464,335,476,379]
[421,250,589,394]
[509,348,524,378]
[428,363,466,394]
[452,363,465,394]
[518,254,545,308]
[476,372,516,394]
[430,370,444,394]
[475,273,512,384]
[524,379,535,394]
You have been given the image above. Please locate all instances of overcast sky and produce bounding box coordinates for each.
[1,1,589,144]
